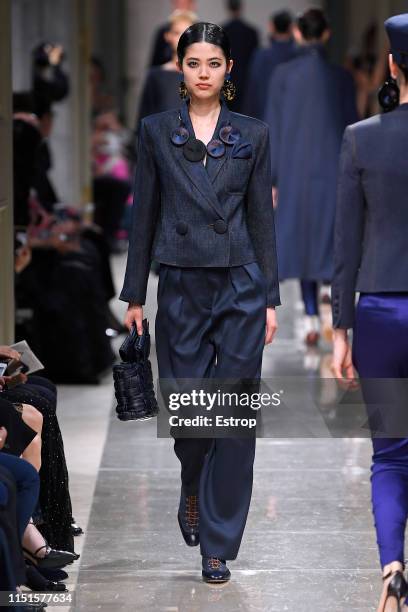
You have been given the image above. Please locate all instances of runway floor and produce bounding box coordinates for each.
[54,254,385,611]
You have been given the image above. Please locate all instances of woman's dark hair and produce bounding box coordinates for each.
[272,10,293,34]
[177,22,232,65]
[297,8,329,41]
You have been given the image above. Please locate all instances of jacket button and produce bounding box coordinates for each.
[176,221,188,235]
[213,219,227,234]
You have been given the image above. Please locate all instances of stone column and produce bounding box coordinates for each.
[0,0,15,343]
[11,0,92,207]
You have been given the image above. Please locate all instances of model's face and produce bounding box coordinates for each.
[166,19,193,54]
[178,42,233,99]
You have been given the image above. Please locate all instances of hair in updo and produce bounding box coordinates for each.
[297,8,329,41]
[177,22,232,65]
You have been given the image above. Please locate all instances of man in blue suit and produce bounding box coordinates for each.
[243,10,296,120]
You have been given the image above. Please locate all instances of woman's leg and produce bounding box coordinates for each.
[371,451,408,568]
[300,280,320,345]
[0,454,39,540]
[1,386,75,552]
[198,264,266,561]
[20,403,43,472]
[300,280,319,316]
[155,265,217,496]
[353,293,408,607]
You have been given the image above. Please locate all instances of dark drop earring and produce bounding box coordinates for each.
[221,74,236,102]
[378,77,400,112]
[179,80,189,100]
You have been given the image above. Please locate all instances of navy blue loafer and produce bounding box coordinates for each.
[177,488,199,547]
[202,557,231,583]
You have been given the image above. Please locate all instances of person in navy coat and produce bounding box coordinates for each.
[120,22,280,583]
[264,8,358,345]
[332,14,408,611]
[243,10,296,120]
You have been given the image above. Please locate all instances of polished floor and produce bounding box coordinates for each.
[54,254,387,611]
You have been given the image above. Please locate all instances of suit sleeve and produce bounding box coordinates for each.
[263,65,284,186]
[119,120,160,305]
[332,126,365,329]
[246,124,281,307]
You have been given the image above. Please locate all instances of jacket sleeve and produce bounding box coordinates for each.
[246,124,281,307]
[119,119,160,305]
[332,126,365,329]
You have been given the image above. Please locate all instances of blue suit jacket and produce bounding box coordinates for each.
[120,99,280,307]
[332,104,408,328]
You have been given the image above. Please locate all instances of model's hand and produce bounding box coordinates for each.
[331,329,357,386]
[125,303,143,335]
[265,307,277,345]
[272,186,278,209]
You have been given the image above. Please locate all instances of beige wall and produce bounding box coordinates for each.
[345,0,408,56]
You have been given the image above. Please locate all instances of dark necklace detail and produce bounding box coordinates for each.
[171,113,241,162]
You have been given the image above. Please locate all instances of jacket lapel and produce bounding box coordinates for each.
[171,100,232,220]
[204,101,231,185]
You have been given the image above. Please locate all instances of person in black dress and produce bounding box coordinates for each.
[136,9,197,132]
[222,0,259,112]
[149,0,197,67]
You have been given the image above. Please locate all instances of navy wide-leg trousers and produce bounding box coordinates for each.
[155,263,267,560]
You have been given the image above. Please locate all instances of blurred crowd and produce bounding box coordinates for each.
[0,348,82,605]
[12,42,133,388]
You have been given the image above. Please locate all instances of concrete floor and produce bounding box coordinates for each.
[54,254,385,611]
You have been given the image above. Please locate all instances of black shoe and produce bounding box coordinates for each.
[202,557,231,583]
[70,517,84,536]
[177,488,199,547]
[35,567,68,582]
[23,544,78,569]
[382,569,408,612]
[25,564,67,592]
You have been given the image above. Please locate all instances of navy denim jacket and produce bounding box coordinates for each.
[120,99,280,307]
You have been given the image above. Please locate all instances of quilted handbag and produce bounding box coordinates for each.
[113,319,158,421]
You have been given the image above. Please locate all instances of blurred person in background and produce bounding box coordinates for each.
[243,9,296,119]
[31,42,69,111]
[136,9,198,129]
[90,56,116,118]
[222,0,259,113]
[12,103,117,383]
[92,110,132,251]
[150,0,197,67]
[265,8,358,346]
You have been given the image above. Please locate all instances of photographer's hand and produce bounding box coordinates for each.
[48,44,64,66]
